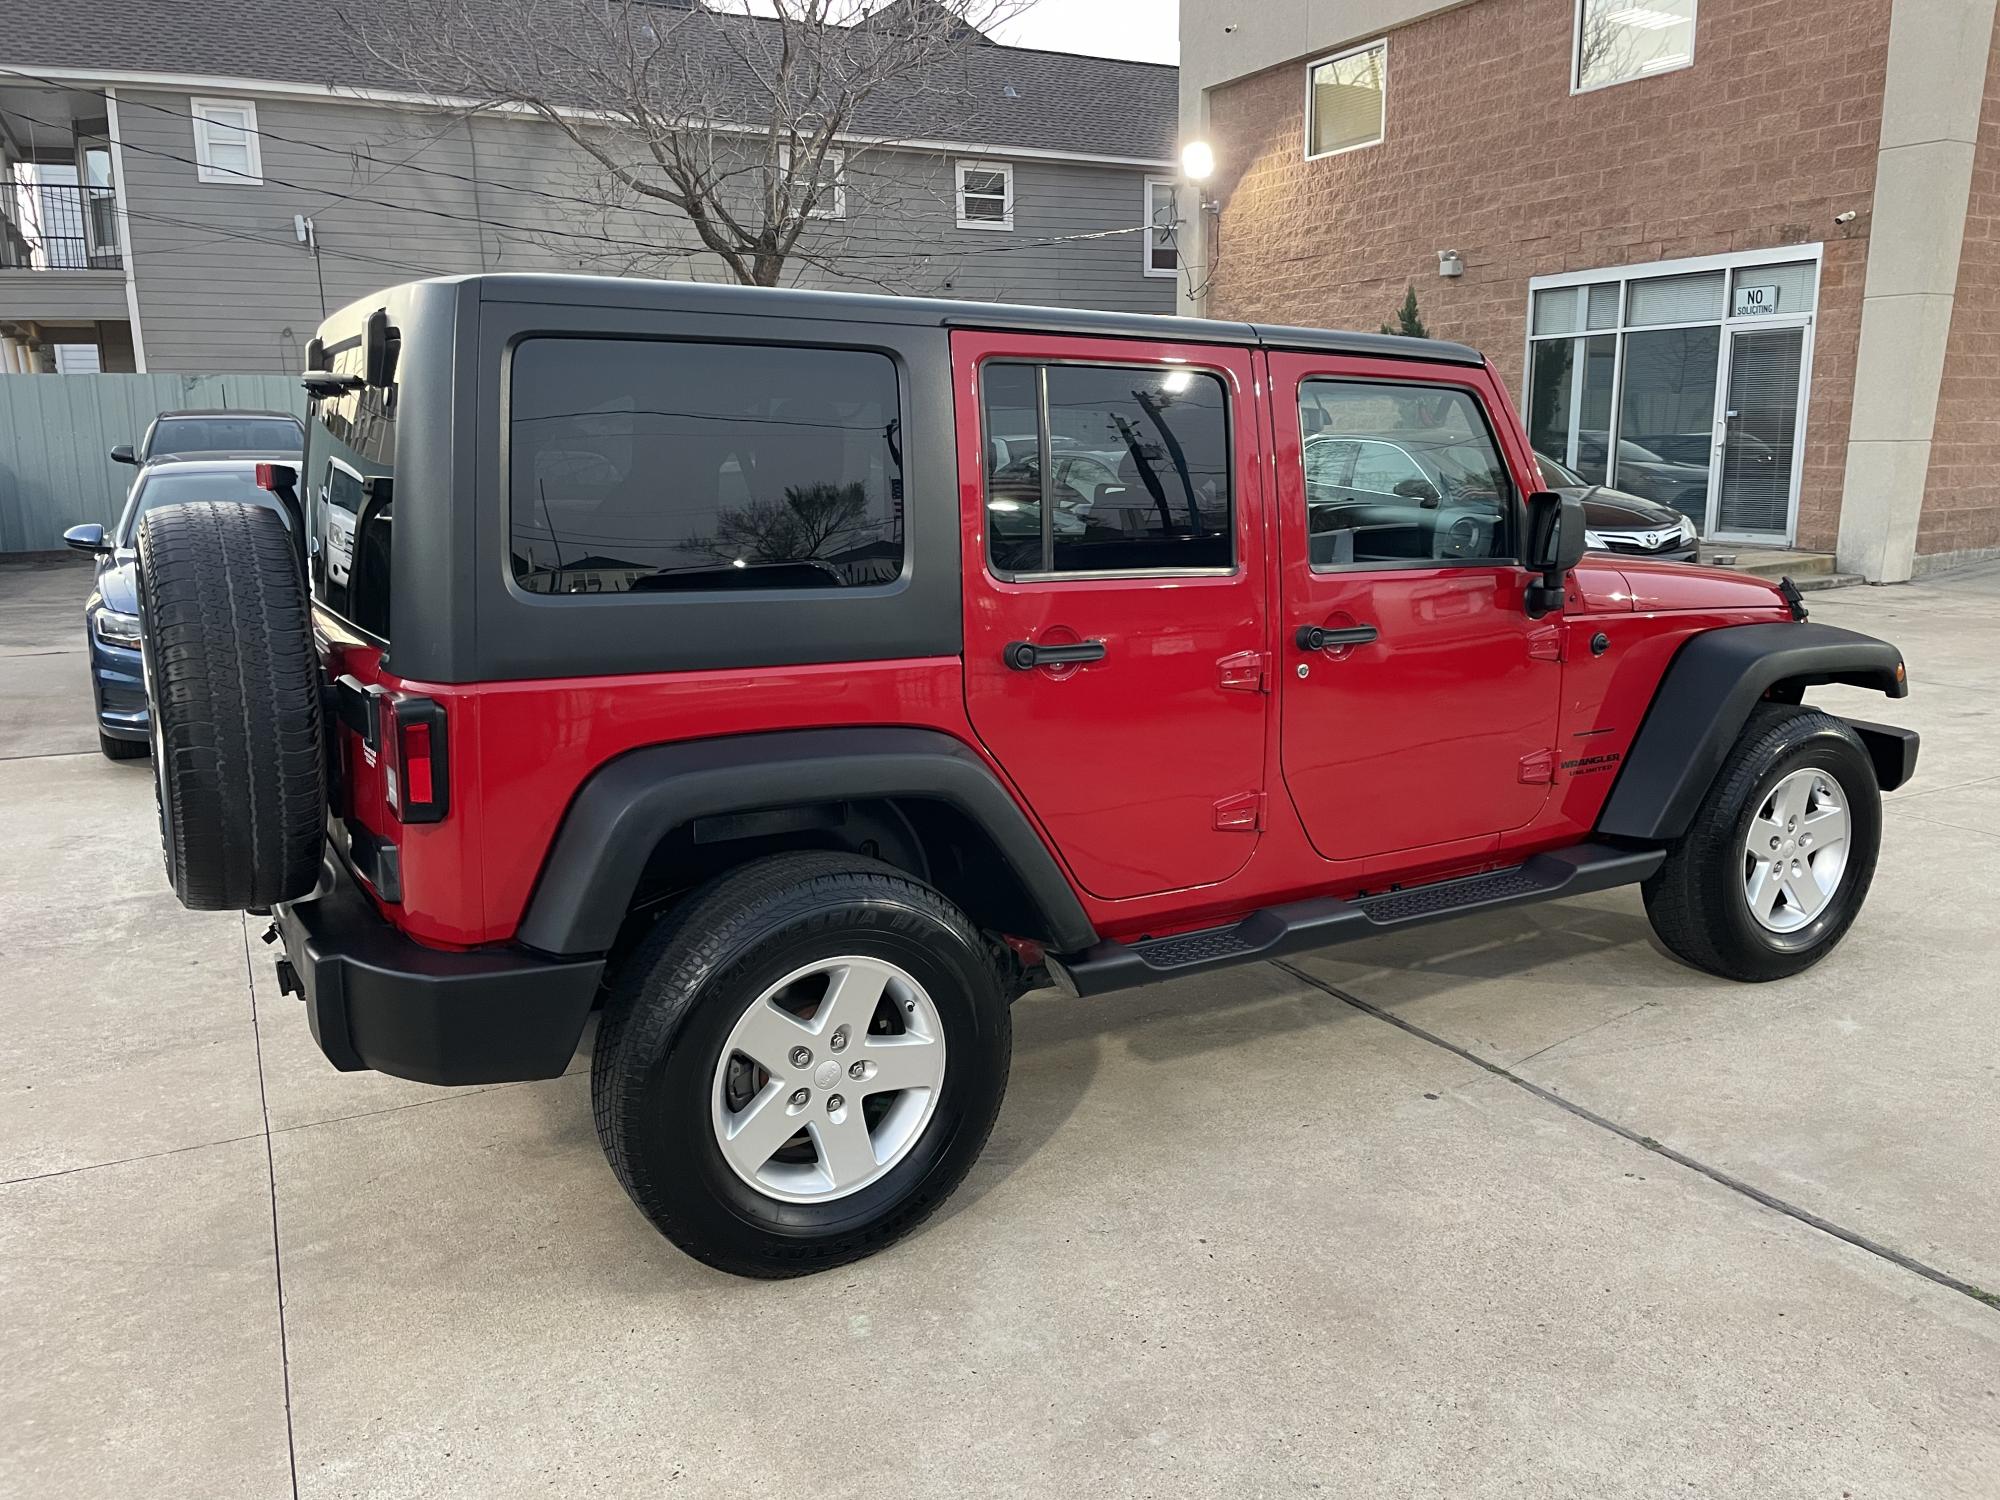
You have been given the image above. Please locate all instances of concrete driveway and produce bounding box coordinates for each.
[3,554,1998,1499]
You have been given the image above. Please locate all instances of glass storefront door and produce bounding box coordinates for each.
[1716,322,1807,537]
[1525,254,1818,544]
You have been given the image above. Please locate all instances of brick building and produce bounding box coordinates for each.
[1174,0,2000,581]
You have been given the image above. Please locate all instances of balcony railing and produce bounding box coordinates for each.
[0,180,122,271]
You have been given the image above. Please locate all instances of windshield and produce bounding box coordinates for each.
[118,468,281,546]
[148,416,303,459]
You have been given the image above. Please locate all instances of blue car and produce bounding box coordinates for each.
[64,458,296,760]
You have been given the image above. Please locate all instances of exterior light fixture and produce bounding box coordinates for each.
[1437,249,1465,278]
[1181,141,1215,182]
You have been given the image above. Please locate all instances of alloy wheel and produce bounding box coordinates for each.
[710,956,947,1203]
[1742,767,1851,934]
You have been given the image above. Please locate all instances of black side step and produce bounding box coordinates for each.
[1050,843,1663,999]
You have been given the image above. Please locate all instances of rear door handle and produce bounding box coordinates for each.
[1005,639,1107,671]
[1295,623,1379,652]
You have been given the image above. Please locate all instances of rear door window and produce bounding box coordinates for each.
[980,360,1232,576]
[508,338,904,594]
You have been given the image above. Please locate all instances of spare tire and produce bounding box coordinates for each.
[136,500,325,910]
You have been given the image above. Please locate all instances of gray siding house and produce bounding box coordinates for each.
[0,3,1181,376]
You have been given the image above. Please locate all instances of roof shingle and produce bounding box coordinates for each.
[0,0,1177,161]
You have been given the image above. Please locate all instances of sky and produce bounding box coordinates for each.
[989,0,1180,64]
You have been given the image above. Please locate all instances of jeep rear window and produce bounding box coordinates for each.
[981,361,1232,576]
[508,338,904,595]
[307,340,395,640]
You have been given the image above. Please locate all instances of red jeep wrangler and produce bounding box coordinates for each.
[135,276,1917,1277]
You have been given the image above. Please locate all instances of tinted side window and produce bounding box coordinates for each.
[510,338,904,594]
[1297,381,1513,569]
[981,361,1231,576]
[307,340,395,639]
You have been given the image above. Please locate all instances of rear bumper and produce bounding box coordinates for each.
[275,856,603,1085]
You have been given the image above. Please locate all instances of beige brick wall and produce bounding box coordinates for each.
[1919,28,2000,560]
[1204,0,1892,552]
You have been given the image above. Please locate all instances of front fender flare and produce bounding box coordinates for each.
[515,727,1098,957]
[1596,621,1908,843]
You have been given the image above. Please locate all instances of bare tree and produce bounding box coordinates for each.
[692,480,874,563]
[345,0,1031,288]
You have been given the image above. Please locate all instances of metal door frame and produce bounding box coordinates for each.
[1707,312,1815,544]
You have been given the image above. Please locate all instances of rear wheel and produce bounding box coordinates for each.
[1643,704,1880,981]
[136,501,324,910]
[592,852,1010,1277]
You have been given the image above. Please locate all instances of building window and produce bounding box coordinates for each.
[1525,250,1820,543]
[779,145,846,219]
[1306,40,1386,159]
[1144,176,1179,278]
[956,160,1013,230]
[1574,0,1696,93]
[190,98,263,184]
[981,361,1232,577]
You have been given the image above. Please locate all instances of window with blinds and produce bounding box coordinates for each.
[1307,42,1387,159]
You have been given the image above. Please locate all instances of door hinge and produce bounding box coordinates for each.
[1217,649,1270,693]
[1527,625,1564,663]
[1212,791,1265,831]
[1518,749,1556,785]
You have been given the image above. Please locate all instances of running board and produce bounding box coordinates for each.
[1049,843,1664,999]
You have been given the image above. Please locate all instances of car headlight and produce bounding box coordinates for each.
[93,609,142,649]
[1583,529,1609,549]
[1676,515,1697,541]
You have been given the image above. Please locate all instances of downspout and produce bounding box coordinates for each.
[103,87,148,372]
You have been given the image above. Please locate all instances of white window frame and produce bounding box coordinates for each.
[779,144,846,219]
[1571,0,1697,96]
[955,159,1014,231]
[1522,243,1823,545]
[1143,175,1179,279]
[190,97,263,184]
[1304,38,1387,162]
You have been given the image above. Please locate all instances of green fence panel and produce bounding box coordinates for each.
[0,373,305,552]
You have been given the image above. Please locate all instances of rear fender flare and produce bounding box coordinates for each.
[1596,622,1909,843]
[515,727,1097,956]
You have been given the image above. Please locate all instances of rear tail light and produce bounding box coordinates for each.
[385,696,449,823]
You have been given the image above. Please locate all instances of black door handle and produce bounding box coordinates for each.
[1005,639,1107,671]
[1295,623,1379,652]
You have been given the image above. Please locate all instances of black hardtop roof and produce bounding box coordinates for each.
[438,273,1486,367]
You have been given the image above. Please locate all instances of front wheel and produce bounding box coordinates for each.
[591,853,1011,1277]
[1642,704,1882,981]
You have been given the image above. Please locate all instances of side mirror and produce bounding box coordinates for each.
[63,523,110,555]
[109,444,136,465]
[1521,489,1586,618]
